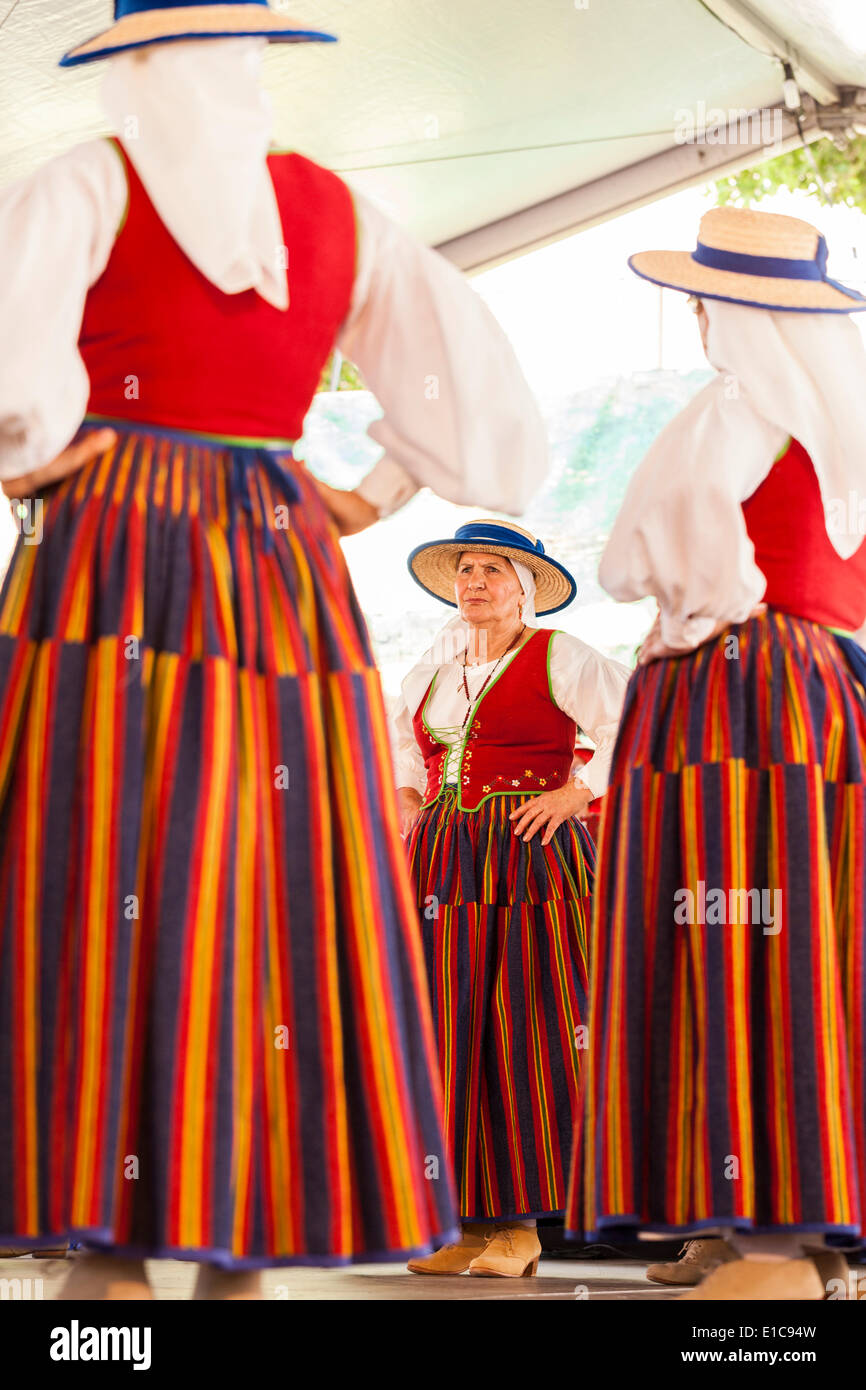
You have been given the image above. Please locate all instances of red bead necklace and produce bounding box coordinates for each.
[459,624,526,730]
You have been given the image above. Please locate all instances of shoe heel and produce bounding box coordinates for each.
[526,1257,539,1277]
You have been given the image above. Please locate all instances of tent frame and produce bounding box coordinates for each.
[438,106,825,272]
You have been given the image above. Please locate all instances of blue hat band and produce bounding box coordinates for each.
[455,522,546,556]
[692,238,865,301]
[116,0,268,15]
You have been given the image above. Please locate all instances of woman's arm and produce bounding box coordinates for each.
[336,192,548,520]
[2,428,118,498]
[509,779,594,846]
[310,477,378,536]
[547,632,631,798]
[389,688,427,836]
[598,379,788,653]
[508,632,630,844]
[0,140,126,490]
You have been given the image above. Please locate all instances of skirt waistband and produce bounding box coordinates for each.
[77,416,303,565]
[83,413,298,453]
[754,606,859,642]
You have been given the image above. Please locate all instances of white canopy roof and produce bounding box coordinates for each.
[1,0,864,270]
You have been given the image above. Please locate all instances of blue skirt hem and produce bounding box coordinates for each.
[565,1216,864,1251]
[461,1208,564,1223]
[0,1225,463,1271]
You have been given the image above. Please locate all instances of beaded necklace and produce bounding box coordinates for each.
[458,624,526,730]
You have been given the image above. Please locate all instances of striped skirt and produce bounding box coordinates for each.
[568,611,866,1244]
[0,422,457,1268]
[407,788,594,1220]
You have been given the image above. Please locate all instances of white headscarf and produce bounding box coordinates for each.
[401,552,538,714]
[510,557,538,625]
[101,38,289,309]
[660,298,866,559]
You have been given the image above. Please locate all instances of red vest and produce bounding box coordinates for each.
[412,628,577,811]
[741,437,866,633]
[78,139,356,439]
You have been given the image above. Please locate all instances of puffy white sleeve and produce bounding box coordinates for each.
[548,632,631,798]
[339,192,548,518]
[390,688,427,795]
[0,140,127,479]
[598,382,789,651]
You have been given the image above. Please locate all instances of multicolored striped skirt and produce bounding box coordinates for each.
[568,611,866,1245]
[407,788,594,1220]
[0,421,458,1268]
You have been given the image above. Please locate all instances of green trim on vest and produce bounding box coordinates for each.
[773,436,792,464]
[546,628,562,702]
[84,413,297,450]
[420,667,441,746]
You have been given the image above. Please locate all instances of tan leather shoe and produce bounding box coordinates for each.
[407,1224,494,1275]
[468,1225,542,1278]
[192,1265,263,1300]
[680,1257,824,1301]
[808,1250,857,1299]
[646,1238,738,1286]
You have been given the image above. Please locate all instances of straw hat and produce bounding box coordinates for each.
[60,1,336,67]
[408,520,577,616]
[629,205,866,313]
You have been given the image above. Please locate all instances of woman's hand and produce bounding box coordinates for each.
[397,786,423,838]
[313,478,379,536]
[636,605,767,665]
[509,780,594,846]
[2,428,117,500]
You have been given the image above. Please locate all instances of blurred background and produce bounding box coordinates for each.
[301,183,866,695]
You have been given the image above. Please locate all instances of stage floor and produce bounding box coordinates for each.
[0,1252,680,1300]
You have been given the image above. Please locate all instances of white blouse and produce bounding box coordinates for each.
[0,138,547,514]
[391,630,631,800]
[599,385,866,649]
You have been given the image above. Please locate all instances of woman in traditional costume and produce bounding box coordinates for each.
[0,3,549,1299]
[568,205,866,1300]
[391,520,629,1277]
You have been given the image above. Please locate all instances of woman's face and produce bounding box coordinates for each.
[455,552,523,626]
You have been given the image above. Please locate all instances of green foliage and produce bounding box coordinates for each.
[715,135,866,213]
[316,352,364,393]
[526,371,711,612]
